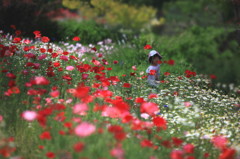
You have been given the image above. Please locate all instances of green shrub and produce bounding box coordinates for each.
[152,26,240,85]
[57,20,123,44]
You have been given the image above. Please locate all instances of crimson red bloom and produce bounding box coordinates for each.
[73,142,84,152]
[33,30,41,38]
[219,148,236,159]
[172,137,183,146]
[152,116,167,129]
[46,152,55,158]
[41,36,50,43]
[135,97,145,103]
[39,131,51,140]
[164,72,171,76]
[72,36,80,41]
[149,70,156,75]
[170,150,184,159]
[122,83,131,88]
[167,59,175,65]
[12,37,21,43]
[144,44,152,49]
[73,86,90,99]
[209,74,217,79]
[185,70,196,78]
[141,139,153,147]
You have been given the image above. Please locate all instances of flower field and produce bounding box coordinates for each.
[0,30,239,159]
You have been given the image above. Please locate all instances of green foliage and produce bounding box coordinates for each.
[162,0,223,27]
[153,26,240,85]
[57,20,122,44]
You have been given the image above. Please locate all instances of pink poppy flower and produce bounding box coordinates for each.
[22,110,37,121]
[183,144,195,154]
[140,102,159,116]
[110,146,124,159]
[50,90,60,98]
[170,150,184,159]
[0,115,3,122]
[74,122,96,137]
[211,135,228,149]
[73,103,88,115]
[34,76,50,85]
[66,66,75,71]
[184,102,192,107]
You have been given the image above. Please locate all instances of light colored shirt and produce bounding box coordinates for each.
[146,64,160,86]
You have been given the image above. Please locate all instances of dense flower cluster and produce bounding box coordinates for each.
[0,30,239,159]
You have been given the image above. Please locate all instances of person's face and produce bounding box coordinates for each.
[152,56,160,65]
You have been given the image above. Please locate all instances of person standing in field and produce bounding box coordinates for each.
[146,50,162,92]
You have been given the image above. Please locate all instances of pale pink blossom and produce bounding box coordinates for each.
[110,146,124,159]
[22,110,37,121]
[184,102,192,107]
[0,115,3,122]
[73,103,88,115]
[65,98,73,104]
[102,107,121,118]
[66,66,75,71]
[74,122,96,137]
[211,135,228,149]
[140,113,150,119]
[132,65,137,71]
[34,76,49,85]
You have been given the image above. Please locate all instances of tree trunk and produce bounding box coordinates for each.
[232,0,240,21]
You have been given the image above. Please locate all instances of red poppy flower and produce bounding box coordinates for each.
[38,145,44,150]
[185,70,196,78]
[183,144,195,154]
[12,37,22,43]
[148,93,158,99]
[72,36,80,41]
[209,74,217,79]
[40,48,46,53]
[41,36,50,43]
[152,116,167,129]
[170,150,184,159]
[149,70,156,75]
[219,148,236,159]
[144,44,152,50]
[172,137,183,146]
[167,59,174,65]
[164,72,171,76]
[74,86,90,99]
[135,97,145,103]
[33,30,41,38]
[141,139,153,147]
[53,62,60,67]
[46,152,55,158]
[52,53,58,58]
[73,142,84,152]
[39,131,51,140]
[123,83,131,88]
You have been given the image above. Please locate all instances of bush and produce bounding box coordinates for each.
[57,20,123,44]
[153,26,240,85]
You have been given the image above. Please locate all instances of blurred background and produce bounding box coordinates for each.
[0,0,240,89]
